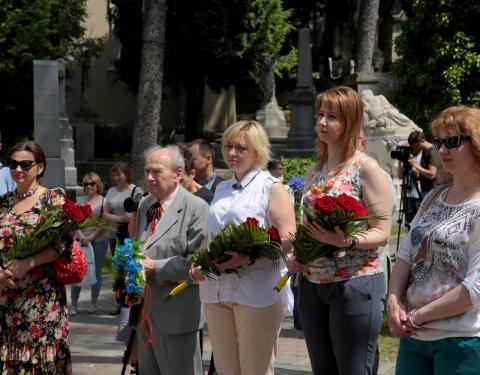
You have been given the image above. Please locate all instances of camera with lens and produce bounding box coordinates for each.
[390,145,414,168]
[124,193,147,213]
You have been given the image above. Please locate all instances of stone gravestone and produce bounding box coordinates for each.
[254,53,288,140]
[58,59,82,197]
[33,60,65,190]
[286,28,316,156]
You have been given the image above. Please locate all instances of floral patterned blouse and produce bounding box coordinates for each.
[302,155,383,284]
[0,189,71,374]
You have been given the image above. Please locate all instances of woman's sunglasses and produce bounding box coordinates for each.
[83,182,96,187]
[7,159,37,171]
[432,134,471,150]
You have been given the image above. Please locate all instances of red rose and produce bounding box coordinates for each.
[63,199,85,221]
[244,217,260,228]
[314,195,336,214]
[267,226,281,243]
[81,204,93,218]
[336,194,367,217]
[25,289,36,299]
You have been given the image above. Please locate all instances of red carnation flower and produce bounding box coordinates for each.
[244,217,260,228]
[314,195,336,214]
[336,194,367,217]
[63,199,86,221]
[81,204,93,218]
[267,226,281,244]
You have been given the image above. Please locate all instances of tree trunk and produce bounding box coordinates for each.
[355,0,380,73]
[131,0,167,186]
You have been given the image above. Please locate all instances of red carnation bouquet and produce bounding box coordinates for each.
[165,217,284,299]
[0,198,112,264]
[274,191,383,291]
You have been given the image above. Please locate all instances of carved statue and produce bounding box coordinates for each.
[361,89,416,131]
[259,53,277,106]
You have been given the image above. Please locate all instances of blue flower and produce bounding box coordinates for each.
[288,176,305,193]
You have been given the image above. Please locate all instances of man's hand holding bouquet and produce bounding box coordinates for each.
[275,186,383,291]
[165,217,284,299]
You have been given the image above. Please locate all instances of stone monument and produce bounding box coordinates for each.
[361,89,421,178]
[58,59,82,197]
[286,28,316,155]
[254,53,288,139]
[33,60,65,190]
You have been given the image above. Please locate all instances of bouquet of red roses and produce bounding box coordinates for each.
[274,192,383,291]
[1,198,112,264]
[165,217,284,299]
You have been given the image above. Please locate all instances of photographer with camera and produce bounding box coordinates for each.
[407,130,440,196]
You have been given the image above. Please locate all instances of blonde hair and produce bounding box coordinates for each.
[315,86,363,173]
[82,172,104,194]
[221,120,271,168]
[430,106,480,182]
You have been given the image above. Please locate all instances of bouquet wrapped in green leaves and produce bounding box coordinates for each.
[164,217,284,299]
[274,191,383,291]
[0,199,112,265]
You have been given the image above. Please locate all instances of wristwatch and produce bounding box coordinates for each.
[347,236,358,249]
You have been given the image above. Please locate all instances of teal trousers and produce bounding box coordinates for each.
[396,336,480,375]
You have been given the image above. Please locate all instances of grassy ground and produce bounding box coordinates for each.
[378,312,400,362]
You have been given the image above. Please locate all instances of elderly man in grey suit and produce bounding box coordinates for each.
[135,145,208,375]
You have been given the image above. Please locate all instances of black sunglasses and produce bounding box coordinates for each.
[7,159,38,171]
[432,134,471,150]
[83,182,96,187]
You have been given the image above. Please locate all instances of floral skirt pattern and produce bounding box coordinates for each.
[0,265,71,374]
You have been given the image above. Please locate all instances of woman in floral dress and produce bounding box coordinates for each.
[0,141,71,374]
[287,86,392,375]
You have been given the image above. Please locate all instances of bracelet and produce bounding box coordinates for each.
[347,236,358,250]
[407,308,423,328]
[386,296,396,309]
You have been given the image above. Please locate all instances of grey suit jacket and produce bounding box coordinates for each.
[135,186,208,335]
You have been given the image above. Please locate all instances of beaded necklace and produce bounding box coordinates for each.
[14,184,39,200]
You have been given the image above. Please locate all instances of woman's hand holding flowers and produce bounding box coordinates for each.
[141,256,155,276]
[305,221,352,248]
[5,257,33,280]
[214,251,250,272]
[189,265,205,281]
[286,253,305,273]
[0,267,15,288]
[80,235,93,246]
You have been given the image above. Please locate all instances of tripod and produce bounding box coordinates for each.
[395,165,422,253]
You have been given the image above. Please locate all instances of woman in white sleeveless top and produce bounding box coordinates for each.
[192,120,296,375]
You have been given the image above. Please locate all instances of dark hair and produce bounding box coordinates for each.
[408,130,426,145]
[109,161,133,184]
[267,159,283,171]
[7,140,47,177]
[189,138,215,159]
[178,143,195,175]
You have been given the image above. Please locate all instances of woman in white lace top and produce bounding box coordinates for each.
[388,106,480,374]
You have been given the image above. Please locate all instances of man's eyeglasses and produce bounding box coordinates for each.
[432,134,471,150]
[7,159,37,171]
[83,182,96,187]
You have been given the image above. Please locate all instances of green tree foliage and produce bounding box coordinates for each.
[0,0,87,145]
[391,0,480,129]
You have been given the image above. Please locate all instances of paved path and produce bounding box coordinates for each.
[68,275,395,375]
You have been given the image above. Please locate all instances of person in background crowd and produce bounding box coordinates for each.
[103,162,143,345]
[70,172,109,316]
[192,120,296,375]
[407,130,441,196]
[267,159,284,183]
[388,106,480,375]
[288,86,391,375]
[135,145,208,374]
[0,141,71,373]
[0,134,16,195]
[178,144,214,205]
[189,139,224,193]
